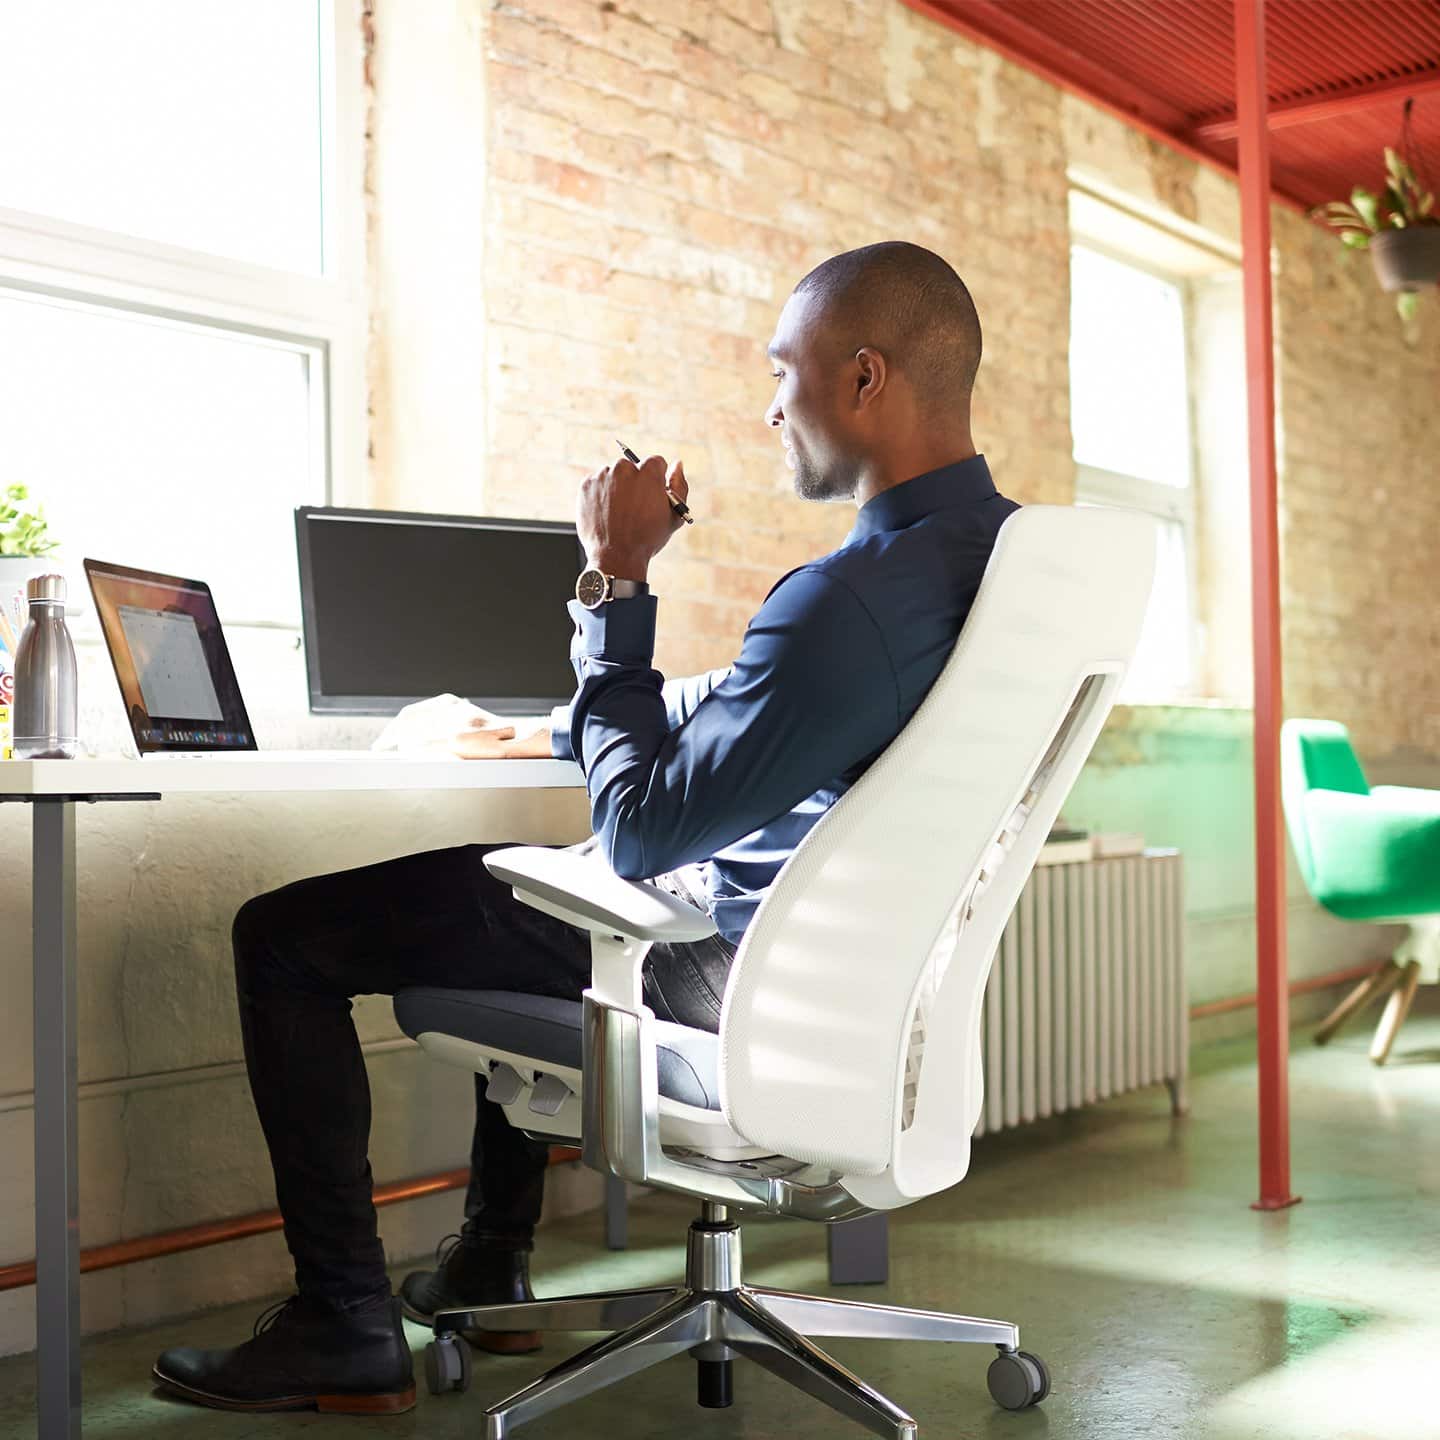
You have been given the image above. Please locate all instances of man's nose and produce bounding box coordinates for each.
[765,397,783,428]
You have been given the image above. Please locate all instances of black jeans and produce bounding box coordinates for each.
[232,843,734,1304]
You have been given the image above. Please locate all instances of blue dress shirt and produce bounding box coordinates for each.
[551,456,1019,945]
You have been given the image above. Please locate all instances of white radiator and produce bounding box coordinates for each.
[975,850,1187,1137]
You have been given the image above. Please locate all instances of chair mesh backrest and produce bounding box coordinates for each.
[716,506,1155,1196]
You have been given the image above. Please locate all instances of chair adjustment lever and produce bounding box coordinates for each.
[529,1074,573,1116]
[485,1062,526,1107]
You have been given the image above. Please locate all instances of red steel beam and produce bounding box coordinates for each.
[1235,0,1299,1214]
[1194,67,1440,141]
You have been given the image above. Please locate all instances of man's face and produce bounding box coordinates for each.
[764,291,862,503]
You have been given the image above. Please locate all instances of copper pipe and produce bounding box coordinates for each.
[0,1147,582,1294]
[1189,961,1384,1021]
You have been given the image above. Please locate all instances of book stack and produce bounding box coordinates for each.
[1037,824,1092,866]
[1035,825,1148,866]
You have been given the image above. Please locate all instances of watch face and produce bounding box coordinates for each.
[575,568,608,608]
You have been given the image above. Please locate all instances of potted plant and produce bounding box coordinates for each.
[1315,146,1440,322]
[0,483,60,595]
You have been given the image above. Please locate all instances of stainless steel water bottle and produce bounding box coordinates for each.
[13,573,78,759]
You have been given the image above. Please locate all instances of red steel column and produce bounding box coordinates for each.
[1234,0,1299,1211]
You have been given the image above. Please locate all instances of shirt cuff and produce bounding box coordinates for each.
[568,594,658,665]
[548,704,575,762]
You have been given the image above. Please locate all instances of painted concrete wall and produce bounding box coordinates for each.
[0,631,592,1357]
[1066,703,1427,1043]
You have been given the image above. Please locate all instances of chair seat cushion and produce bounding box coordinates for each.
[393,989,721,1111]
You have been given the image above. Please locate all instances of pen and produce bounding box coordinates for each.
[615,439,694,524]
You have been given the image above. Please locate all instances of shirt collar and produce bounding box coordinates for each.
[844,454,997,545]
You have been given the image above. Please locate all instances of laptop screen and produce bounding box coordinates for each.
[84,559,256,753]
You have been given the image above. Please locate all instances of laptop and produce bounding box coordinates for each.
[85,558,382,761]
[84,559,266,757]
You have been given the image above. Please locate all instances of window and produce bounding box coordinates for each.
[1068,181,1251,703]
[0,3,365,629]
[1069,243,1197,698]
[0,3,325,273]
[0,291,320,625]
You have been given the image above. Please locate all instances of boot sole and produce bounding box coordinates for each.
[153,1367,417,1414]
[398,1297,543,1355]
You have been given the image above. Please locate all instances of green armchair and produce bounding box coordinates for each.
[1281,718,1440,1064]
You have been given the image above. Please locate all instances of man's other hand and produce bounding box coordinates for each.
[451,720,553,760]
[577,453,689,580]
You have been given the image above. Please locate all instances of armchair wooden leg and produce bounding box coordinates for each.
[1314,961,1403,1045]
[1370,960,1422,1066]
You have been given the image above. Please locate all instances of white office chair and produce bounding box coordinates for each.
[395,505,1155,1439]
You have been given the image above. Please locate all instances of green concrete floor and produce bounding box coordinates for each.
[5,1001,1440,1440]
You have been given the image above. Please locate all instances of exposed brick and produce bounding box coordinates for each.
[367,0,1440,723]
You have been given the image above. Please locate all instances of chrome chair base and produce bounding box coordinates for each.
[428,1204,1036,1440]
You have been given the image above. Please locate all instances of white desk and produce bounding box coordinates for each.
[2,754,584,1440]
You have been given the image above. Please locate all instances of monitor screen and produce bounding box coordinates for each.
[84,558,257,752]
[295,507,584,715]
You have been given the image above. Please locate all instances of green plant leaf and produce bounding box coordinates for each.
[1339,229,1370,249]
[1321,205,1364,230]
[1351,187,1380,229]
[1385,147,1414,184]
[0,491,57,557]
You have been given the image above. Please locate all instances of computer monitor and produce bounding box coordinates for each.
[295,506,584,715]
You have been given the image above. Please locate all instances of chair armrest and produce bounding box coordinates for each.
[483,846,717,943]
[1304,789,1440,918]
[1369,785,1440,815]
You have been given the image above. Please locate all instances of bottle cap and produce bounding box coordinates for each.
[26,574,66,603]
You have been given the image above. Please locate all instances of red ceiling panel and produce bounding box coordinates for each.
[905,0,1440,212]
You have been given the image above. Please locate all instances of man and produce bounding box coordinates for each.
[152,241,1017,1414]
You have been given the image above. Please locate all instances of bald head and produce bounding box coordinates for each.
[793,242,983,413]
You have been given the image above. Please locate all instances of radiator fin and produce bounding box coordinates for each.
[969,851,1185,1139]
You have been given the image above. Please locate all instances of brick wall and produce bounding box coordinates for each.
[369,0,1074,676]
[366,0,1440,756]
[1275,209,1440,761]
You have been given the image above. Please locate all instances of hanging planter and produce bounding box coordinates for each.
[1313,100,1439,323]
[1368,226,1440,293]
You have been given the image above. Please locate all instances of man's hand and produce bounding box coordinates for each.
[451,720,553,760]
[577,454,689,580]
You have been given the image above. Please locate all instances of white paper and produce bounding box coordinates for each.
[370,693,502,753]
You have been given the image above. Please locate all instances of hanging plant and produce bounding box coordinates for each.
[1313,101,1440,323]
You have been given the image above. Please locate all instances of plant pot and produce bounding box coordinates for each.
[1369,227,1440,292]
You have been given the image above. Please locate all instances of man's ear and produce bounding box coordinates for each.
[853,346,887,411]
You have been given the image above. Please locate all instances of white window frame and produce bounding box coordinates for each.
[1070,238,1202,699]
[0,0,369,590]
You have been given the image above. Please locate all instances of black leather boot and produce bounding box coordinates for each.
[400,1235,542,1354]
[152,1293,415,1414]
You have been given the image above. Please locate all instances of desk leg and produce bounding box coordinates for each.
[34,801,81,1440]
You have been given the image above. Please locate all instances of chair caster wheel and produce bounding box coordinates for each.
[426,1334,472,1395]
[987,1348,1050,1410]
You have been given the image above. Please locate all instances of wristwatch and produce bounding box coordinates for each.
[575,568,648,610]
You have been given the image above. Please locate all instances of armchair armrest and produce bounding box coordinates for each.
[1304,789,1440,918]
[483,846,717,943]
